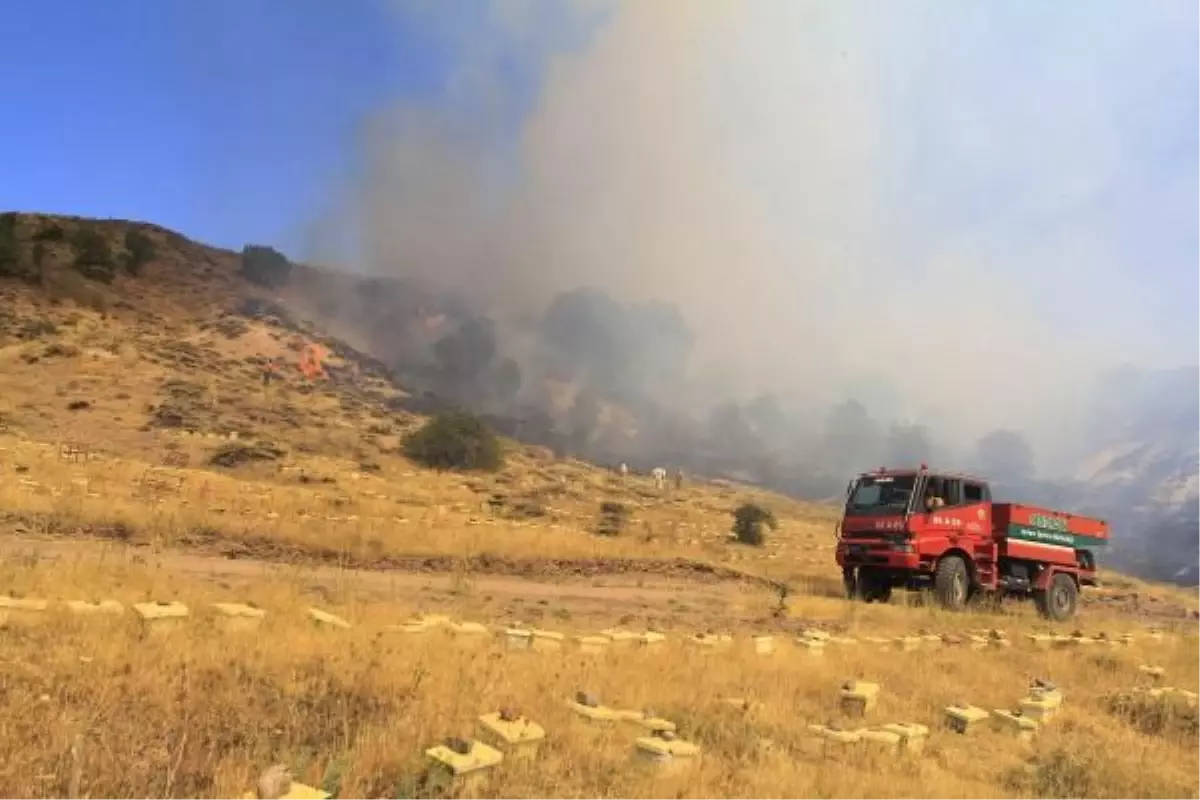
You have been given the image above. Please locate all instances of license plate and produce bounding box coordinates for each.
[848,544,867,557]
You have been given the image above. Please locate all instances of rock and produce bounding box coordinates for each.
[256,764,292,799]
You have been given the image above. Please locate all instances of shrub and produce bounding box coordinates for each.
[70,227,116,283]
[240,244,292,288]
[123,229,156,275]
[0,213,20,276]
[732,502,776,546]
[401,410,503,472]
[596,501,629,536]
[32,223,64,242]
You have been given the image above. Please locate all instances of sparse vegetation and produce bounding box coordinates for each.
[240,244,292,288]
[1105,689,1200,739]
[70,227,116,283]
[732,502,776,546]
[597,500,629,536]
[122,228,156,275]
[50,270,110,313]
[209,442,285,468]
[0,212,24,278]
[402,410,504,472]
[32,222,64,242]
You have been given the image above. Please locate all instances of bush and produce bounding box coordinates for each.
[123,229,156,275]
[240,244,292,288]
[70,227,116,283]
[32,223,64,242]
[0,213,20,276]
[401,411,503,472]
[596,501,629,536]
[732,502,777,546]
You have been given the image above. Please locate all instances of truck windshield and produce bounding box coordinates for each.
[846,474,916,516]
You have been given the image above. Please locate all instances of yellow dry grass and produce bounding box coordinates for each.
[0,429,840,585]
[0,550,1195,799]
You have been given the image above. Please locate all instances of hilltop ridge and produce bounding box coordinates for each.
[0,210,849,597]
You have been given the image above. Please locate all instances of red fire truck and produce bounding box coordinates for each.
[835,465,1109,621]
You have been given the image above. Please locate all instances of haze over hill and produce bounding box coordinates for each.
[306,2,1198,581]
[1,210,1194,586]
[304,1,1197,444]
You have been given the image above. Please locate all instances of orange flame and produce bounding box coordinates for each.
[297,342,329,381]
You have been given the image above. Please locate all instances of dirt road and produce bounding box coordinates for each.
[0,528,788,630]
[0,519,1190,628]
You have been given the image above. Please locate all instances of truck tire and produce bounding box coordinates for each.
[849,566,897,604]
[934,555,969,611]
[857,568,893,604]
[1035,573,1079,622]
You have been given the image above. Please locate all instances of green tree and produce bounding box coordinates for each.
[123,229,156,275]
[70,227,116,283]
[402,410,504,472]
[732,502,777,546]
[0,213,19,276]
[240,244,292,288]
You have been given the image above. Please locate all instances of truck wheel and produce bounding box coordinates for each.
[842,569,857,600]
[1035,573,1079,622]
[857,569,893,604]
[934,555,969,611]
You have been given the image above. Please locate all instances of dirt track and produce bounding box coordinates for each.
[0,525,794,630]
[0,516,1192,627]
[1,512,785,588]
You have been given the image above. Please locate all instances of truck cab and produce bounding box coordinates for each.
[835,464,1105,621]
[836,466,991,598]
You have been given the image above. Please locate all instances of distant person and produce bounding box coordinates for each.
[651,466,667,490]
[674,468,684,490]
[262,358,278,387]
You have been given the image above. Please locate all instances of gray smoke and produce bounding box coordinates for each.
[306,0,1197,476]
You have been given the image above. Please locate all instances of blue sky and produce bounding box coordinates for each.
[0,1,487,252]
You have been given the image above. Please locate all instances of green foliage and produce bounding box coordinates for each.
[596,500,629,536]
[122,228,156,275]
[32,223,64,242]
[433,318,496,396]
[402,410,503,472]
[240,244,292,288]
[70,227,116,283]
[732,502,777,546]
[0,213,19,276]
[491,357,522,405]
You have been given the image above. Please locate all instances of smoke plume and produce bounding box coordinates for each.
[311,0,1198,472]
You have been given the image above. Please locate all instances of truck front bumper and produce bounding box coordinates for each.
[836,542,921,571]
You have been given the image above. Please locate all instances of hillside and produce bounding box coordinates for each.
[0,211,848,591]
[1065,367,1200,585]
[0,212,1197,799]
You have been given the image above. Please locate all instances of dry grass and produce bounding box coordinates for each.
[0,551,1195,799]
[0,430,838,583]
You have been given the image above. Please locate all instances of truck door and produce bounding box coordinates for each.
[921,477,991,543]
[960,480,992,540]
